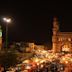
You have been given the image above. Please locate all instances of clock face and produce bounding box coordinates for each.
[0,32,2,37]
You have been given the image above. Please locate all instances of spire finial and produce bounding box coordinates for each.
[53,16,57,21]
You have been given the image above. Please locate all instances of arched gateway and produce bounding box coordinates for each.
[52,17,72,53]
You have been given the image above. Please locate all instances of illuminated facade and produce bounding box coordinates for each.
[52,17,72,53]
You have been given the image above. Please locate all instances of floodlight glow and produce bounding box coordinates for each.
[3,17,11,23]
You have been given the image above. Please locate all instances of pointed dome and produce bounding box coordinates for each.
[53,16,59,25]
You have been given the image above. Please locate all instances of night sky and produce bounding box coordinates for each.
[0,1,72,45]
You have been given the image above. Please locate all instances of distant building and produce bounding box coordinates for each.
[26,42,45,52]
[52,17,72,53]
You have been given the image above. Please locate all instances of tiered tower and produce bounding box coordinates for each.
[52,17,59,53]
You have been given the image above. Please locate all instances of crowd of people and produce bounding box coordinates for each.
[0,49,72,72]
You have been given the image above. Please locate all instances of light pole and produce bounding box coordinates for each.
[3,17,11,48]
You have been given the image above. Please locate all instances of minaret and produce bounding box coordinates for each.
[0,26,2,50]
[52,17,59,53]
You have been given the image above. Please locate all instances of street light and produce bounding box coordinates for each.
[3,17,11,23]
[3,17,11,48]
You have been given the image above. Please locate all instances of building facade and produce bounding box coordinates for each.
[52,17,72,53]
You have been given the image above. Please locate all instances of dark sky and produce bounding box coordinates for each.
[0,1,72,44]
